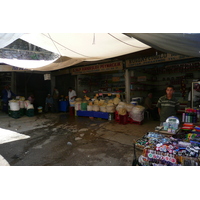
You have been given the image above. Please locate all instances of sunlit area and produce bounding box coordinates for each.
[0,127,30,145]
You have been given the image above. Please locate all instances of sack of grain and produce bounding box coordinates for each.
[87,105,93,111]
[125,103,134,112]
[100,105,107,112]
[113,97,121,105]
[93,105,100,112]
[106,103,115,113]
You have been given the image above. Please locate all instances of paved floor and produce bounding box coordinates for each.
[0,111,160,166]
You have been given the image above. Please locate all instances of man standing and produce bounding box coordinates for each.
[45,94,53,112]
[68,87,77,105]
[52,87,59,112]
[2,85,16,113]
[157,85,180,124]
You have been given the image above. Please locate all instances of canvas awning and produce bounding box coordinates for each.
[1,33,200,71]
[124,33,200,57]
[0,33,150,71]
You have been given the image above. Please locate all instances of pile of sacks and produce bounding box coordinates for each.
[116,102,145,122]
[9,96,34,111]
[74,96,123,113]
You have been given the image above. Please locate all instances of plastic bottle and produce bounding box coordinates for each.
[182,113,185,122]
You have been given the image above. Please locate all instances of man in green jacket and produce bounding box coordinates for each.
[157,85,180,125]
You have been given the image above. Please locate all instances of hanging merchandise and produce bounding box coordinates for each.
[180,76,186,97]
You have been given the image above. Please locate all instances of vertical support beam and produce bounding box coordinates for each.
[11,72,16,94]
[51,73,56,94]
[125,69,130,103]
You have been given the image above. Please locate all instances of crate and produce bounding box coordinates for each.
[69,107,75,116]
[119,114,129,125]
[10,110,21,119]
[26,109,34,117]
[128,116,143,125]
[115,111,120,122]
[19,108,26,116]
[93,111,109,119]
[77,110,94,117]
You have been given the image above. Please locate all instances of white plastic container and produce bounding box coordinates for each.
[9,100,20,111]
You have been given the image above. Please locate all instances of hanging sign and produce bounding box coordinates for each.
[71,61,123,75]
[126,53,191,68]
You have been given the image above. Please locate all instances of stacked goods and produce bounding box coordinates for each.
[9,100,20,119]
[129,105,145,122]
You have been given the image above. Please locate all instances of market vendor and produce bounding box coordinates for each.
[157,85,180,125]
[2,85,16,113]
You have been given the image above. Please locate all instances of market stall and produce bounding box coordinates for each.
[73,95,145,125]
[134,116,200,166]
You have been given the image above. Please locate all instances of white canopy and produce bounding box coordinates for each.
[0,33,150,71]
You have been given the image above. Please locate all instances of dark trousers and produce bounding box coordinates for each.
[147,107,159,120]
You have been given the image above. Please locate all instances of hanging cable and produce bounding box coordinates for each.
[43,33,90,58]
[108,33,145,49]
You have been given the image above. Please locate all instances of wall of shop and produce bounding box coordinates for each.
[129,61,200,105]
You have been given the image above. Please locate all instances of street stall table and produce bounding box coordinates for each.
[132,122,200,166]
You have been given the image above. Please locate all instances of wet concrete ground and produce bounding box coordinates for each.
[0,112,159,166]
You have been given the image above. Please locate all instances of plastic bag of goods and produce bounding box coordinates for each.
[118,108,127,115]
[87,105,93,111]
[129,105,145,122]
[19,100,25,109]
[98,99,105,106]
[100,105,107,112]
[94,100,99,105]
[125,103,134,112]
[75,101,82,111]
[108,100,114,104]
[113,97,121,105]
[93,105,100,112]
[106,103,115,113]
[19,96,25,101]
[27,104,34,110]
[24,100,31,109]
[9,100,20,111]
[116,102,126,112]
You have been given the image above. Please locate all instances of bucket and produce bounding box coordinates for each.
[37,106,43,113]
[81,102,87,111]
[9,100,20,111]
